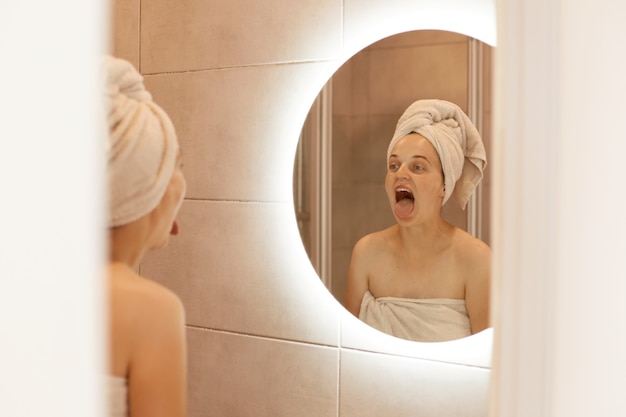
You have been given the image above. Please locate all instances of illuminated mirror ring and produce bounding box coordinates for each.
[292,18,496,366]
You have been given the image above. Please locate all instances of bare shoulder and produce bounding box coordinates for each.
[353,226,396,256]
[350,226,402,278]
[345,227,396,316]
[453,228,491,267]
[108,263,186,378]
[109,264,185,330]
[108,264,187,416]
[349,234,376,278]
[452,229,491,332]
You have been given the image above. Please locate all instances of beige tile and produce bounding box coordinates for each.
[339,349,490,417]
[368,183,394,232]
[369,42,468,115]
[332,61,354,116]
[109,0,139,68]
[143,61,338,202]
[368,114,397,152]
[350,117,371,184]
[330,247,351,305]
[370,30,468,50]
[332,183,358,251]
[331,115,354,185]
[365,118,391,184]
[350,184,375,243]
[140,0,343,73]
[349,51,370,117]
[187,327,338,417]
[140,199,340,346]
[442,200,468,230]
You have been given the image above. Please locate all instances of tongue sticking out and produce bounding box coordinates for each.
[395,198,414,218]
[394,190,414,219]
[170,220,179,235]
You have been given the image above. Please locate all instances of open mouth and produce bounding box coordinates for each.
[394,188,415,219]
[395,189,414,203]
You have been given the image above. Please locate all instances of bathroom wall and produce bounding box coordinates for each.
[1,1,107,416]
[112,1,492,416]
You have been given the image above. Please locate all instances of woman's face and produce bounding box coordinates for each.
[385,133,445,224]
[149,150,187,248]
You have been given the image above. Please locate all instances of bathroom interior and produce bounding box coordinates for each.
[117,2,495,415]
[3,0,626,416]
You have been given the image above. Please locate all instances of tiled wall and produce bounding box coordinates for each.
[112,1,492,416]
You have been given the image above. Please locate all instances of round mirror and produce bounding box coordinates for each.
[294,29,493,342]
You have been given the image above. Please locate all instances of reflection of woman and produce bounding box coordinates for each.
[345,99,490,343]
[103,56,188,416]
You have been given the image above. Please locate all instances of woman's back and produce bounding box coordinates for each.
[107,263,187,417]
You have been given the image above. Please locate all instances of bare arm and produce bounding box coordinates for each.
[128,286,187,417]
[464,241,491,334]
[345,237,372,317]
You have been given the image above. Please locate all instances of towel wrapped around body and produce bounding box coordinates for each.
[387,99,486,209]
[359,290,471,342]
[107,375,128,417]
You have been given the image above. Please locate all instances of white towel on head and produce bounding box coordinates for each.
[102,55,179,227]
[387,99,486,209]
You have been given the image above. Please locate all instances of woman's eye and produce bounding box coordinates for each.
[389,163,399,171]
[412,165,424,171]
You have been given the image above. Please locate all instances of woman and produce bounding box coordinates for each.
[345,99,490,343]
[103,56,188,417]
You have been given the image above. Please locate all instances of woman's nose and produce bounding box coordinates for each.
[396,163,410,178]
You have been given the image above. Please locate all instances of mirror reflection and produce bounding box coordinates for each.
[294,30,493,342]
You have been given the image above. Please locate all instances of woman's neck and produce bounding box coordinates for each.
[108,219,150,269]
[397,217,454,253]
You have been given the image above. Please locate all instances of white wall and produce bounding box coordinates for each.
[491,0,626,416]
[0,1,106,416]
